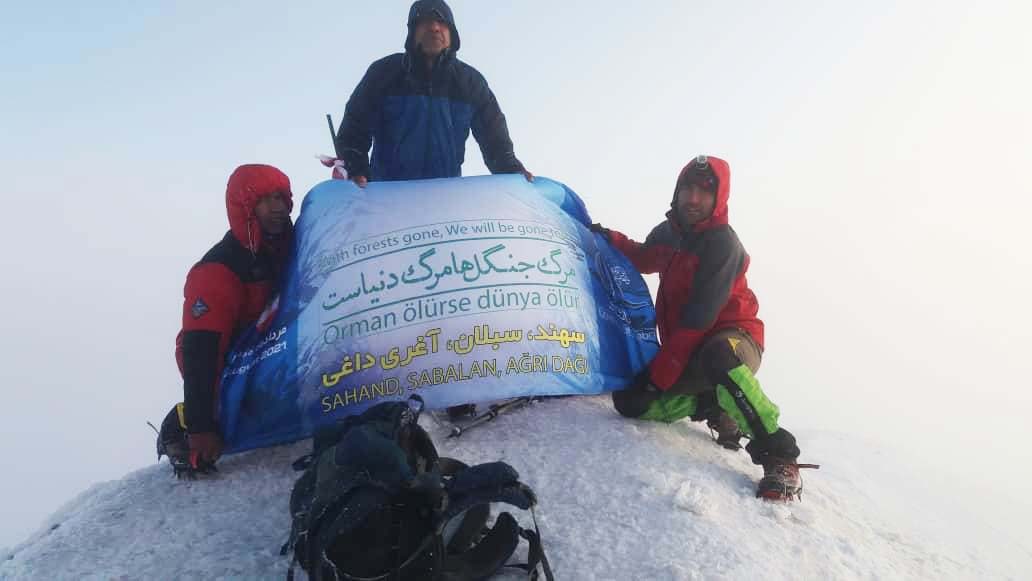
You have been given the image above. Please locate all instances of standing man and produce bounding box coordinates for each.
[334,0,532,185]
[157,164,294,477]
[594,155,816,501]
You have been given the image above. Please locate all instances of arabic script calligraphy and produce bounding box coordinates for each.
[322,245,576,312]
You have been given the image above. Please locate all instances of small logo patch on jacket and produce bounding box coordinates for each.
[191,298,210,319]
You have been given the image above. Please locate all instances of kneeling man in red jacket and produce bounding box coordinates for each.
[157,164,293,476]
[595,155,816,501]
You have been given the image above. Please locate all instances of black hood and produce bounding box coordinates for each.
[405,0,461,55]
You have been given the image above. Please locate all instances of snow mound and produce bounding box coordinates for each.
[3,396,1028,580]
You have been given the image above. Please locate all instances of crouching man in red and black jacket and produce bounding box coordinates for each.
[157,164,293,477]
[594,155,816,501]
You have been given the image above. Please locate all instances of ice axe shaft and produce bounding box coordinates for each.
[447,397,537,438]
[326,113,340,157]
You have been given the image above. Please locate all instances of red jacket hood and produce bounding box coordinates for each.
[225,164,294,253]
[668,155,731,234]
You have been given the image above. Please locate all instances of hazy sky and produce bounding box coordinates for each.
[2,1,1030,551]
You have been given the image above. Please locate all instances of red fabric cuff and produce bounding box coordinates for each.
[648,330,705,390]
[607,230,631,252]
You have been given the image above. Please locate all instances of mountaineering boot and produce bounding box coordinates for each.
[157,405,189,463]
[156,403,216,478]
[756,457,818,501]
[706,410,744,451]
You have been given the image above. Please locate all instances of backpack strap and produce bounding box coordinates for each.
[436,458,489,554]
[436,460,555,581]
[513,506,555,581]
[443,503,490,554]
[439,511,521,580]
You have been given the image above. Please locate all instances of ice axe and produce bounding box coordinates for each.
[447,397,540,438]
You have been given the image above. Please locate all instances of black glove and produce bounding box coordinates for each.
[340,150,371,182]
[589,223,611,240]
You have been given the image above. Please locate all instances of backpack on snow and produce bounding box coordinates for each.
[282,396,554,581]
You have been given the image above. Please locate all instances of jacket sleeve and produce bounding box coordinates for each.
[649,232,745,389]
[606,228,670,274]
[335,61,383,179]
[180,263,243,433]
[468,68,524,174]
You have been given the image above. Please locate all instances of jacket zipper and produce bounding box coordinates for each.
[424,59,435,177]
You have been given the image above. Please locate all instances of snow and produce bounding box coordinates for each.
[3,396,1029,580]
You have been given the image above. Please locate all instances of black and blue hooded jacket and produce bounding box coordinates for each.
[335,0,525,181]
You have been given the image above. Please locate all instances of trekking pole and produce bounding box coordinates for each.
[447,397,537,438]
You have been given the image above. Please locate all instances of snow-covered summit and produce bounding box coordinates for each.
[3,396,1028,580]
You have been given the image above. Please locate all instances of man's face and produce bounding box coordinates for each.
[254,191,290,236]
[412,15,451,57]
[675,184,716,225]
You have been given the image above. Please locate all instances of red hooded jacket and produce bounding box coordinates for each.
[607,156,763,390]
[175,165,294,433]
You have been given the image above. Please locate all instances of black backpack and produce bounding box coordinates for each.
[282,397,554,581]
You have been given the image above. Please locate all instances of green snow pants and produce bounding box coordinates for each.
[611,328,799,463]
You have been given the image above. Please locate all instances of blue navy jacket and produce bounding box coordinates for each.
[335,2,524,182]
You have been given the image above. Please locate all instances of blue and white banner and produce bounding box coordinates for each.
[219,175,658,452]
